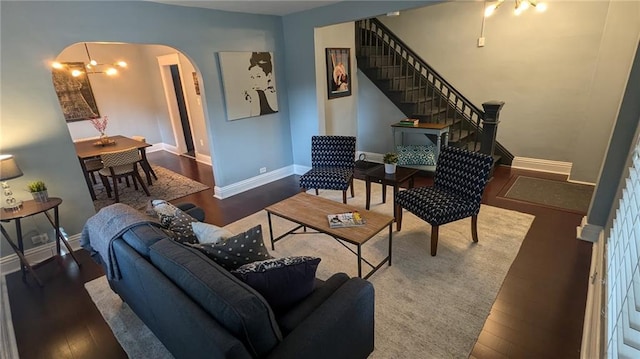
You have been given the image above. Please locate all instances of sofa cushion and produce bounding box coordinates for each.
[276,273,350,335]
[232,256,321,311]
[189,225,271,270]
[121,224,173,258]
[149,239,281,358]
[191,222,235,244]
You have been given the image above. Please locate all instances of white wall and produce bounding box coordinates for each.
[378,1,640,183]
[60,43,164,143]
[314,22,358,136]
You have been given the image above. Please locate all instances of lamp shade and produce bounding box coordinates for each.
[0,154,24,181]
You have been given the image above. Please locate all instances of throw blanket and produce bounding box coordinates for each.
[81,203,161,280]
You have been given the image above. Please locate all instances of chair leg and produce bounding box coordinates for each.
[134,171,151,196]
[100,175,112,198]
[112,177,120,203]
[396,205,403,231]
[471,215,479,243]
[350,177,355,198]
[430,226,439,256]
[90,172,97,185]
[125,177,131,187]
[342,190,347,204]
[315,189,319,196]
[132,175,139,190]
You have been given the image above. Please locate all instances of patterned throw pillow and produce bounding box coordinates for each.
[396,145,436,166]
[232,256,321,310]
[189,225,271,270]
[151,200,199,244]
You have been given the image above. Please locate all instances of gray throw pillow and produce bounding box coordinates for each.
[189,225,271,270]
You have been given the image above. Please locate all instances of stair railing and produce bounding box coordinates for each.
[356,18,513,164]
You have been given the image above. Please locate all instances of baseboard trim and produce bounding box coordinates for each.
[511,157,572,175]
[0,234,82,275]
[214,166,296,199]
[195,153,212,166]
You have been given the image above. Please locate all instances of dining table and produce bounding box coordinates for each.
[74,135,154,200]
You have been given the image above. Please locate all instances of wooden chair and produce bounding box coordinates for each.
[132,135,157,181]
[299,136,356,204]
[98,147,150,203]
[395,146,493,256]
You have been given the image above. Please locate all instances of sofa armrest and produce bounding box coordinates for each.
[266,278,374,359]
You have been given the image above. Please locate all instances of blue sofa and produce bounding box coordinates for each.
[103,211,376,359]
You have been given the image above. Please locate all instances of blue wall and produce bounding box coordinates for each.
[282,1,435,166]
[0,1,291,252]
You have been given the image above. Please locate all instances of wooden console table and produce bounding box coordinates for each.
[391,122,450,159]
[0,198,80,286]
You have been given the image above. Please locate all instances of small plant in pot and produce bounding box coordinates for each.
[27,180,49,203]
[383,152,398,174]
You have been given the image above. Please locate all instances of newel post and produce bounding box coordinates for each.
[480,101,505,157]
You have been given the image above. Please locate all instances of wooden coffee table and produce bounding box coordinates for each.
[265,193,394,279]
[365,165,419,220]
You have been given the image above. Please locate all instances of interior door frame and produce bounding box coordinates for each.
[157,53,195,155]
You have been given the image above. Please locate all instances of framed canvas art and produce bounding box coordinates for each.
[219,52,279,120]
[326,48,351,99]
[52,62,101,122]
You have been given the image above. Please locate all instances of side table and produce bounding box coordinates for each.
[365,166,419,220]
[0,197,80,286]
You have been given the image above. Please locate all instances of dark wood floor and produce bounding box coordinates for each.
[6,151,592,358]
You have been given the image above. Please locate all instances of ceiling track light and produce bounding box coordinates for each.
[484,0,547,17]
[51,43,127,77]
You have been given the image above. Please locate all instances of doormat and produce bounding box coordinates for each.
[500,175,594,213]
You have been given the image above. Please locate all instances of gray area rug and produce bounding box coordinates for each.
[85,180,534,358]
[92,165,209,212]
[503,175,594,213]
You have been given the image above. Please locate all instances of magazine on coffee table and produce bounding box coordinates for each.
[327,211,366,228]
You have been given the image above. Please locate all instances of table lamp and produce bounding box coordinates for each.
[0,154,24,211]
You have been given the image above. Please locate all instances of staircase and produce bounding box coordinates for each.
[355,18,513,167]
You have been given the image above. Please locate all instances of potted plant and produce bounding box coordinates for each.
[27,180,49,203]
[383,152,398,174]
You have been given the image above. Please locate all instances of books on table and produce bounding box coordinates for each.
[397,118,419,126]
[327,211,366,228]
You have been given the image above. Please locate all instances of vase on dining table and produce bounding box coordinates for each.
[99,132,110,145]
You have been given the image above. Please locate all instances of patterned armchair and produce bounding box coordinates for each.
[299,136,356,204]
[395,146,493,256]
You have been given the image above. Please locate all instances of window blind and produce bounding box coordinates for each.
[607,142,640,358]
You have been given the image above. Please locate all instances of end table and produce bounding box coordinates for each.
[365,166,419,220]
[0,197,80,286]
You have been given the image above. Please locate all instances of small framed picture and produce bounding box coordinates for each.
[326,48,351,99]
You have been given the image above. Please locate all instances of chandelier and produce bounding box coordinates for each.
[484,0,548,17]
[52,43,127,77]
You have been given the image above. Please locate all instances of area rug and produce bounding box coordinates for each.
[85,180,534,358]
[84,277,173,359]
[501,175,594,213]
[92,165,209,212]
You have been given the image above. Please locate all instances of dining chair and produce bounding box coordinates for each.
[98,147,150,203]
[299,135,356,204]
[394,146,493,256]
[132,135,158,181]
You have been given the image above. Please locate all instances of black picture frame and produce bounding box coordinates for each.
[326,48,351,99]
[52,62,100,122]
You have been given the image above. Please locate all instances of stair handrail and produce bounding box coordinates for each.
[362,18,484,121]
